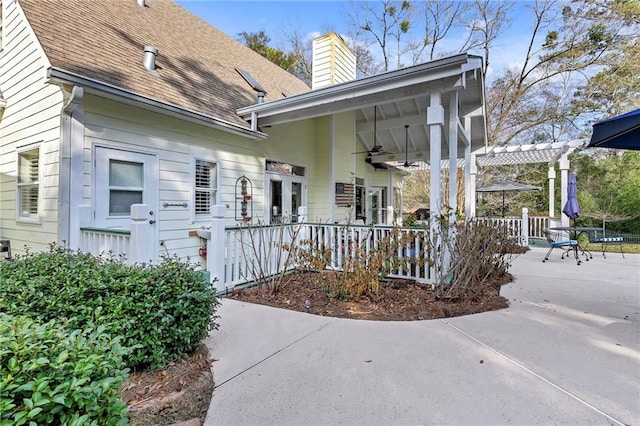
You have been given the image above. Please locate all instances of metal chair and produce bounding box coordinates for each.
[542,229,578,263]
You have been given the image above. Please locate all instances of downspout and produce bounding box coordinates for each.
[58,86,85,249]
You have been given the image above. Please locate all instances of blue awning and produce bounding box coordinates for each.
[587,108,640,150]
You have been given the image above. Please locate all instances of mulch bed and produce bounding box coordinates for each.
[228,271,512,321]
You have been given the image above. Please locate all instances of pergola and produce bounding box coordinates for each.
[472,139,588,226]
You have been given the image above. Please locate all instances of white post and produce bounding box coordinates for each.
[298,205,308,242]
[386,206,394,225]
[428,92,446,280]
[469,160,477,219]
[548,165,555,218]
[129,204,154,265]
[208,205,227,292]
[559,155,570,228]
[448,92,458,225]
[521,207,529,247]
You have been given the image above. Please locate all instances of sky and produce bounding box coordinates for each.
[176,0,539,79]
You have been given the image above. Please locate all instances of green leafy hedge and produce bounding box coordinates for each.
[0,314,129,425]
[0,246,219,369]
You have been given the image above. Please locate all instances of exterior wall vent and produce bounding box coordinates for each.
[312,33,356,90]
[143,46,159,75]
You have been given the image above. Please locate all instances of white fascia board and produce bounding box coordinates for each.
[47,67,267,140]
[238,54,477,124]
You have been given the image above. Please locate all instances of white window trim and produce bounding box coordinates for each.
[15,144,42,224]
[192,157,220,223]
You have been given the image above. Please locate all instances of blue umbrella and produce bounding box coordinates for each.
[562,173,579,225]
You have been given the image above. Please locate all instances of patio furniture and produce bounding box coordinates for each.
[588,231,625,259]
[542,229,578,264]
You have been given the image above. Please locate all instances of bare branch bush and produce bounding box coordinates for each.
[238,220,304,295]
[434,219,519,301]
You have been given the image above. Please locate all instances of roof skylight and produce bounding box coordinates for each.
[236,68,266,93]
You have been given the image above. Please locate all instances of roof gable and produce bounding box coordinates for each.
[20,0,309,130]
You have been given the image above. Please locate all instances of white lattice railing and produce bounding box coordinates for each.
[80,227,130,261]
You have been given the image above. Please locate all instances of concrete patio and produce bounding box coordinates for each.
[204,247,639,425]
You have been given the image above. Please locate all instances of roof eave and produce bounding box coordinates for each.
[237,53,478,123]
[47,67,267,140]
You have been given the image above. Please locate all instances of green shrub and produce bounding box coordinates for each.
[0,314,129,425]
[0,245,219,369]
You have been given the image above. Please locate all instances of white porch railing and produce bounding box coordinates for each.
[212,222,434,291]
[80,227,130,260]
[79,204,155,265]
[475,208,558,246]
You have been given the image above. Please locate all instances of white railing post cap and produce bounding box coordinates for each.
[130,204,149,220]
[212,204,226,218]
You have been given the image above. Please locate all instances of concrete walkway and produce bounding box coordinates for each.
[203,248,640,425]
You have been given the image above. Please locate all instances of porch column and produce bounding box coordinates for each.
[448,92,458,225]
[463,113,473,220]
[469,159,477,219]
[386,171,394,225]
[559,155,570,227]
[428,91,447,279]
[548,165,556,217]
[428,92,444,225]
[208,205,227,293]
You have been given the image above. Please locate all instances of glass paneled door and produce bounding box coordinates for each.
[95,147,157,229]
[367,187,386,225]
[267,176,305,224]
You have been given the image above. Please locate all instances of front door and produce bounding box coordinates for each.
[267,176,305,224]
[94,147,157,229]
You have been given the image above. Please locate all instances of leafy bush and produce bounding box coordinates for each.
[0,245,219,369]
[0,314,129,425]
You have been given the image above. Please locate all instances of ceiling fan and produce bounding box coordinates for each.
[353,105,389,155]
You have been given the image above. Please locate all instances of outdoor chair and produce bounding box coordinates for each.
[542,229,578,263]
[588,230,625,259]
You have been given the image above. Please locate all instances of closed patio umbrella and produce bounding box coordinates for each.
[587,108,640,150]
[562,173,579,226]
[476,180,541,217]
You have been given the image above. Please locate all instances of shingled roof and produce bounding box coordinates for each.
[20,0,310,131]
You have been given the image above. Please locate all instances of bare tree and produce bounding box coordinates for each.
[413,1,472,62]
[347,0,412,71]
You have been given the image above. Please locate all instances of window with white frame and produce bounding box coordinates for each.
[17,147,40,219]
[194,159,217,217]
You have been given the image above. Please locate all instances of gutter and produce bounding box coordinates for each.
[47,67,267,140]
[58,86,84,248]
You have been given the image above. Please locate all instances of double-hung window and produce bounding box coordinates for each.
[17,147,40,220]
[194,159,217,218]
